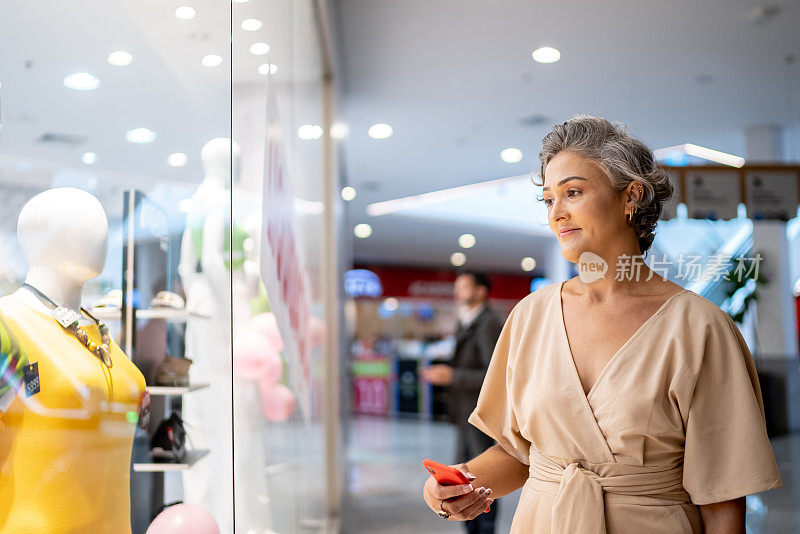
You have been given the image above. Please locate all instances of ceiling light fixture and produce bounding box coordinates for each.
[81,152,97,165]
[249,42,270,55]
[167,152,188,167]
[450,252,467,267]
[368,123,393,139]
[458,233,476,248]
[366,175,524,216]
[500,147,523,163]
[125,127,156,144]
[107,51,133,67]
[654,143,745,168]
[257,63,278,75]
[174,6,197,20]
[354,223,373,238]
[341,186,357,201]
[241,18,263,31]
[202,54,223,67]
[297,124,323,140]
[532,46,561,63]
[521,257,536,271]
[63,72,100,91]
[331,123,349,139]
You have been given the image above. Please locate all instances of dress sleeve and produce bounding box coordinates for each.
[468,305,531,465]
[682,311,782,505]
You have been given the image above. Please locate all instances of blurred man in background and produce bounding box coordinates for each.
[422,270,504,533]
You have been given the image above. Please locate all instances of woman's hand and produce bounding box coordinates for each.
[422,463,494,521]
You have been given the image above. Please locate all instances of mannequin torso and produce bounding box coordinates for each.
[0,188,145,534]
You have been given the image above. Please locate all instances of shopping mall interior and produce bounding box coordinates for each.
[0,0,799,533]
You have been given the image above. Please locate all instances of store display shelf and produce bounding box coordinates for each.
[133,449,210,472]
[146,383,209,396]
[89,308,211,321]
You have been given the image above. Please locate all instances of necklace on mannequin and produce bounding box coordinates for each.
[21,283,113,368]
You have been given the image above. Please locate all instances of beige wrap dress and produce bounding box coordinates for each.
[468,280,782,533]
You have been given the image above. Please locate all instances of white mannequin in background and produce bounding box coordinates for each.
[15,188,108,323]
[179,138,240,533]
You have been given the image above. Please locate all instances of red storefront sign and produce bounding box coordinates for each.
[354,264,533,301]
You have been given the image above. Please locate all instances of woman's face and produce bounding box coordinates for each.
[541,150,632,263]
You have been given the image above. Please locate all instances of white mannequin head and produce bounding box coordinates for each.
[17,187,108,309]
[201,138,242,186]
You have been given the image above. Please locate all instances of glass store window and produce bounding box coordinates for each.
[0,1,338,533]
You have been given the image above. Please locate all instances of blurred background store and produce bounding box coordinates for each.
[0,0,799,533]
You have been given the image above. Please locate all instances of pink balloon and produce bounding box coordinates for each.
[259,381,295,422]
[146,503,219,534]
[247,313,284,352]
[233,332,283,382]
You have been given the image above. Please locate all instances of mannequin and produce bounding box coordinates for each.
[0,187,146,533]
[179,138,241,533]
[15,188,107,324]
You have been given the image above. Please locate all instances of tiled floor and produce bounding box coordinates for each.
[341,416,800,533]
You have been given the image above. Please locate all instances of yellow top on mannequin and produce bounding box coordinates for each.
[0,187,145,534]
[0,294,145,534]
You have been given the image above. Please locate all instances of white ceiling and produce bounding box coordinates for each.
[1,1,798,275]
[0,0,310,221]
[334,0,800,272]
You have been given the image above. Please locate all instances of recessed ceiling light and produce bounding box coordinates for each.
[249,42,271,55]
[202,54,223,67]
[125,127,156,144]
[175,6,197,20]
[107,51,133,67]
[501,147,523,163]
[532,46,561,63]
[297,124,323,140]
[458,233,476,249]
[257,63,278,75]
[167,152,188,167]
[521,257,536,271]
[81,152,97,165]
[368,123,393,139]
[63,72,100,91]
[354,223,372,238]
[341,187,357,201]
[450,252,467,267]
[241,18,263,31]
[331,123,349,139]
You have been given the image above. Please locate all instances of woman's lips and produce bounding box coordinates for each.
[560,228,580,237]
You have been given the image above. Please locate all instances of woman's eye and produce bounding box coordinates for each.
[568,189,581,197]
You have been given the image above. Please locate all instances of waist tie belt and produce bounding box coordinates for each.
[526,450,690,534]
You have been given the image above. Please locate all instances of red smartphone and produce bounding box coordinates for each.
[422,459,491,512]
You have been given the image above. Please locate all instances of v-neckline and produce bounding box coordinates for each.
[556,280,688,401]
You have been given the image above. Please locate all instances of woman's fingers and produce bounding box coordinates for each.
[442,487,493,520]
[431,482,474,501]
[454,462,476,481]
[464,497,494,521]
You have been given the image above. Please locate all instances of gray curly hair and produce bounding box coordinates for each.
[535,115,673,257]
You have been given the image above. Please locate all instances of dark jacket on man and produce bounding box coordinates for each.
[447,305,505,426]
[448,304,505,534]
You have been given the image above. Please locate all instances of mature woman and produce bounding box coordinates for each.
[422,115,782,533]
